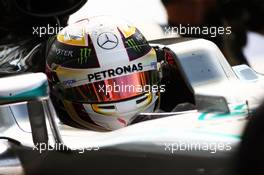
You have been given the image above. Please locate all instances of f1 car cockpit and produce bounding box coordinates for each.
[0,37,264,175]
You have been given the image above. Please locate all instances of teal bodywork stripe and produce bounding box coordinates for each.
[198,104,247,121]
[234,104,245,110]
[0,82,48,102]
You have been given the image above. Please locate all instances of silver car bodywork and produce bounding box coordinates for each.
[0,38,263,174]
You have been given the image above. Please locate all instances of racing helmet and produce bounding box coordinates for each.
[46,16,160,131]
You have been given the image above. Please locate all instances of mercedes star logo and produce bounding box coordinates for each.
[97,32,119,50]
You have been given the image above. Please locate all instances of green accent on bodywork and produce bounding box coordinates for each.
[0,82,48,102]
[198,104,247,121]
[234,104,245,110]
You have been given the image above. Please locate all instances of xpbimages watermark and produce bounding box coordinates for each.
[164,24,232,38]
[164,141,232,154]
[98,83,166,95]
[33,142,100,154]
[32,24,64,37]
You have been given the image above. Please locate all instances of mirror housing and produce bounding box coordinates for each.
[0,73,48,105]
[0,73,62,147]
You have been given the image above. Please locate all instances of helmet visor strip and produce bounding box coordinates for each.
[61,70,159,103]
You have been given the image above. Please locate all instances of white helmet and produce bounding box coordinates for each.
[46,16,160,131]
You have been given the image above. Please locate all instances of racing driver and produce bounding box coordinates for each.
[46,16,194,131]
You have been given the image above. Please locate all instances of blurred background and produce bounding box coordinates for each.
[0,0,264,74]
[69,0,169,40]
[70,0,264,74]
